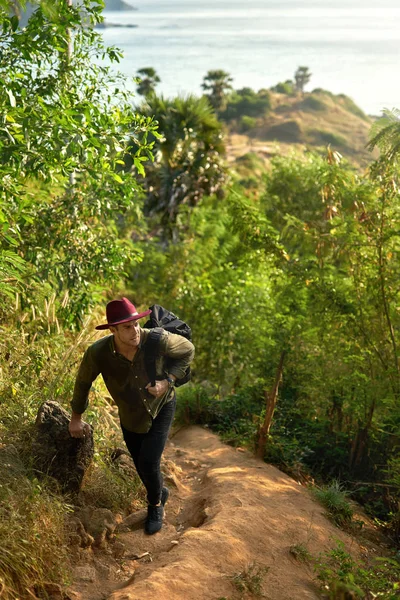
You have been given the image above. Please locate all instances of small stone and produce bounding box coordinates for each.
[170,540,179,545]
[74,566,96,582]
[112,541,126,559]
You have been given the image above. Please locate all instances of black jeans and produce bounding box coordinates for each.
[121,396,176,506]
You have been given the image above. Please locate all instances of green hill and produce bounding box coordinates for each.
[225,89,377,168]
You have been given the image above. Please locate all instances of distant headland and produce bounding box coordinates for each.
[103,0,137,10]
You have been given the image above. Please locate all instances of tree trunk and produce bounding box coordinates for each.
[256,350,286,459]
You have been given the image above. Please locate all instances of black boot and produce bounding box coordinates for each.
[145,503,164,535]
[161,486,169,507]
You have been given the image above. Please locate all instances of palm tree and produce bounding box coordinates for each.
[136,67,161,97]
[367,108,400,161]
[201,69,233,111]
[294,66,312,95]
[137,94,226,239]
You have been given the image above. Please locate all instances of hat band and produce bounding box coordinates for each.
[109,311,139,325]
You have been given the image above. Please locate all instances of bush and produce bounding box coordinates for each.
[313,480,354,526]
[265,120,303,143]
[271,80,294,95]
[221,87,271,121]
[175,383,263,447]
[300,95,327,112]
[315,540,400,599]
[240,115,257,131]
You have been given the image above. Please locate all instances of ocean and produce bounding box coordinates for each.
[100,0,400,115]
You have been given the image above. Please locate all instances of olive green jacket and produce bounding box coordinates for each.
[71,328,194,433]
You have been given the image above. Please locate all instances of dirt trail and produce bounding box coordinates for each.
[69,426,368,600]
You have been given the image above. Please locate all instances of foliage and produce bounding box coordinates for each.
[289,543,313,563]
[315,540,400,599]
[312,481,354,527]
[0,475,71,600]
[368,108,400,160]
[228,562,269,597]
[271,80,294,95]
[135,94,226,238]
[201,69,233,111]
[240,115,257,132]
[300,95,327,112]
[294,66,312,94]
[220,87,271,122]
[0,1,156,323]
[136,67,161,97]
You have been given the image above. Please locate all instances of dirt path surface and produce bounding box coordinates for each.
[69,426,366,600]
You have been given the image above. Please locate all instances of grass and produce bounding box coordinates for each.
[312,480,354,527]
[289,543,313,563]
[229,562,269,597]
[0,476,71,600]
[314,540,400,599]
[0,303,144,597]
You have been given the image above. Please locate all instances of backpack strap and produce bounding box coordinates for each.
[143,328,163,387]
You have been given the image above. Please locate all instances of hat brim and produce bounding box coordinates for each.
[95,309,152,330]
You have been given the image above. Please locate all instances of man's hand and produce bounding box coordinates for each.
[69,412,90,439]
[145,379,169,398]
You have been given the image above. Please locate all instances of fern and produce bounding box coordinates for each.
[367,108,400,160]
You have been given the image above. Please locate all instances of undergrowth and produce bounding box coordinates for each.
[312,481,354,527]
[314,540,400,599]
[0,304,142,598]
[0,476,71,600]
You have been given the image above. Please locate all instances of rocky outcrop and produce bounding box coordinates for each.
[33,400,94,495]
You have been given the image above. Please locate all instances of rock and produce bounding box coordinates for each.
[112,541,126,559]
[33,401,94,494]
[74,507,117,548]
[67,516,95,549]
[119,509,146,531]
[74,566,96,583]
[93,558,112,579]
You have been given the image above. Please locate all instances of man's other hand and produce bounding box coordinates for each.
[145,379,169,398]
[69,412,90,438]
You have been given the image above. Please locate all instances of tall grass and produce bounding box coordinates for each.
[0,298,143,598]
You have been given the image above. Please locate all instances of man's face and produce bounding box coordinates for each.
[111,320,141,348]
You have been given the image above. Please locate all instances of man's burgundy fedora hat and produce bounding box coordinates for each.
[95,297,152,330]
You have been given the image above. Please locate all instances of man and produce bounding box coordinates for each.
[69,297,195,535]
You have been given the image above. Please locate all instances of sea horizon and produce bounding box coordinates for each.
[100,0,400,115]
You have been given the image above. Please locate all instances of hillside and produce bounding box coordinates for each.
[226,89,377,168]
[66,426,391,600]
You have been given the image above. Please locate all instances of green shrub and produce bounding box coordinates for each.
[315,540,400,599]
[271,80,294,94]
[300,95,327,112]
[313,480,354,526]
[265,120,303,143]
[240,115,257,132]
[175,383,263,447]
[221,87,271,121]
[229,562,269,596]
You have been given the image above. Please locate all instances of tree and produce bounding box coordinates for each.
[136,94,226,239]
[201,69,233,111]
[0,1,157,323]
[136,67,161,97]
[294,66,312,95]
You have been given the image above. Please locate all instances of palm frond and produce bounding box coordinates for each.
[367,108,400,160]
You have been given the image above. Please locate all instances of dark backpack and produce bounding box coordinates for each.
[143,304,192,387]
